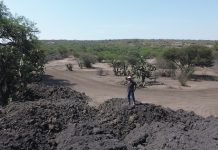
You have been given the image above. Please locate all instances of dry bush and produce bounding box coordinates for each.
[65,63,74,71]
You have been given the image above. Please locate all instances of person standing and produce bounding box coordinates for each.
[126,76,137,105]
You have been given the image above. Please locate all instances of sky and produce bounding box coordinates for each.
[3,0,218,40]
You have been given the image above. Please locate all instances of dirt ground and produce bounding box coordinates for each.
[45,57,218,117]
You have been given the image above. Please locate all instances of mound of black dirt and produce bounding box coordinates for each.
[96,98,202,139]
[95,99,218,149]
[56,123,134,150]
[0,84,97,150]
[1,86,218,150]
[16,83,90,102]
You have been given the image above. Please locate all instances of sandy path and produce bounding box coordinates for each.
[45,57,218,117]
[45,65,218,117]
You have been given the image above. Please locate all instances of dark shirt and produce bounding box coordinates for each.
[127,80,136,91]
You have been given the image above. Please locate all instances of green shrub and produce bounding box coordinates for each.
[80,54,96,68]
[156,57,176,78]
[112,60,128,76]
[0,1,44,105]
[127,51,140,67]
[163,45,214,86]
[178,67,194,86]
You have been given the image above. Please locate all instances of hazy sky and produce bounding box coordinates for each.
[3,0,218,40]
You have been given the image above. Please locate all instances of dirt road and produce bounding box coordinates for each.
[45,58,218,117]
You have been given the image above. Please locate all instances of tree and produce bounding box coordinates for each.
[132,56,156,83]
[0,1,44,105]
[163,45,214,86]
[79,53,96,68]
[156,57,176,78]
[127,51,140,67]
[112,59,128,76]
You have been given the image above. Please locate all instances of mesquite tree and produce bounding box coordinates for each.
[0,1,44,105]
[163,45,214,86]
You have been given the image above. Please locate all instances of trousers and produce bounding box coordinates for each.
[128,90,135,104]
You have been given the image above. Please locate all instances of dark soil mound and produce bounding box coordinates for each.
[0,84,97,150]
[16,83,90,102]
[1,84,218,150]
[95,99,218,149]
[56,123,133,150]
[96,98,201,139]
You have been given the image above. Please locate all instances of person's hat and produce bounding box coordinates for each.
[127,76,132,79]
